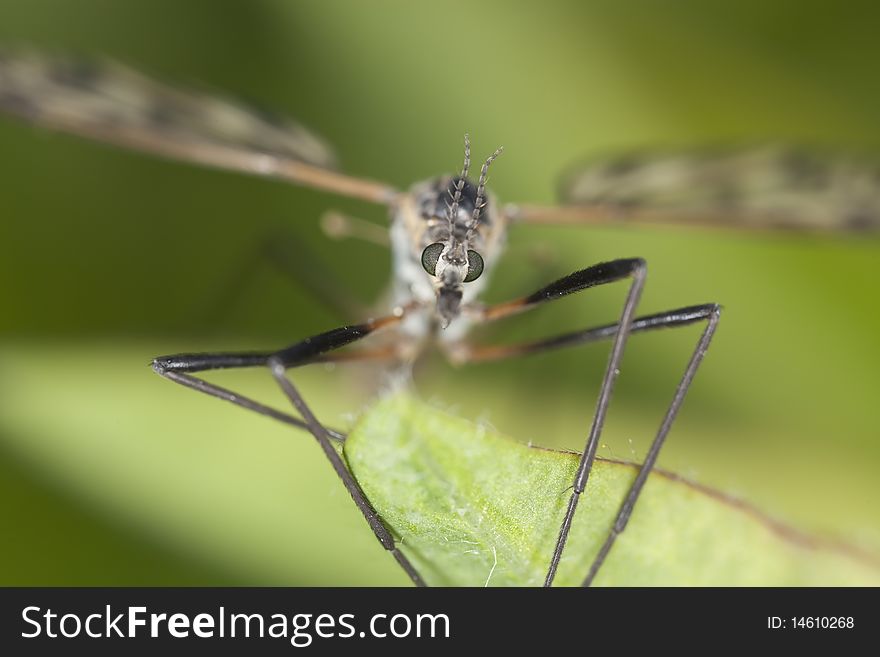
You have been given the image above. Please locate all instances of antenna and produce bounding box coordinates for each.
[446,133,471,230]
[468,145,504,236]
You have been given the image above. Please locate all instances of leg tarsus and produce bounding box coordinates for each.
[544,258,647,586]
[266,354,428,587]
[580,304,721,586]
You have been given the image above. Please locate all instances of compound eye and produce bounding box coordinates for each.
[464,250,484,282]
[421,242,445,276]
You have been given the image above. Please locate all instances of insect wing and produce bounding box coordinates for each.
[518,146,880,233]
[0,49,397,203]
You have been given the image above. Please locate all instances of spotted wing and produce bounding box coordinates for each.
[512,146,880,232]
[0,48,396,203]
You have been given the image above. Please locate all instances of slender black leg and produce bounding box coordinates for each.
[466,258,704,586]
[581,306,720,585]
[454,301,721,585]
[454,304,718,363]
[461,259,647,585]
[151,311,428,587]
[498,259,647,586]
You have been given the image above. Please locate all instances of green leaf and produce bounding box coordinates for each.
[345,394,880,586]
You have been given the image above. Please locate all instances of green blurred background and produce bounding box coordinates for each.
[0,0,878,585]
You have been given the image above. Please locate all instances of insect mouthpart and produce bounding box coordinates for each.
[433,256,466,328]
[436,285,463,328]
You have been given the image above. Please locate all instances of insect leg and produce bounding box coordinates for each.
[451,302,721,585]
[580,306,719,585]
[199,228,373,330]
[454,304,717,363]
[152,310,427,587]
[465,259,647,584]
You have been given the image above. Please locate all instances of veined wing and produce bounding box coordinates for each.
[0,48,397,204]
[509,146,880,232]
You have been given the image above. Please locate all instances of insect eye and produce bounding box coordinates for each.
[421,242,445,276]
[464,250,484,282]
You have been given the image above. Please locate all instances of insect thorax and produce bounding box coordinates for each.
[390,176,506,341]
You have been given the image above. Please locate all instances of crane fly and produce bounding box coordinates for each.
[2,49,878,587]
